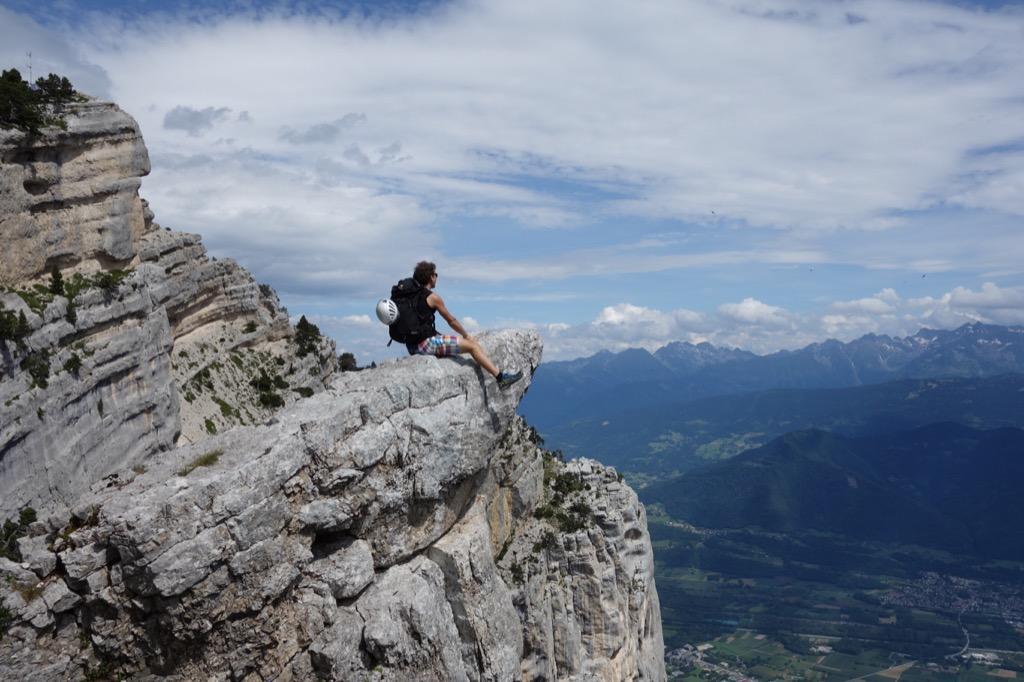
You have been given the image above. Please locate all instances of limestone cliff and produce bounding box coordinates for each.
[0,100,336,517]
[0,329,664,680]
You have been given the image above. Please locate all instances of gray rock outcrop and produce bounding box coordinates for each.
[0,329,664,680]
[1,101,336,517]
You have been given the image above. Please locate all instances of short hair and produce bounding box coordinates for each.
[413,261,436,286]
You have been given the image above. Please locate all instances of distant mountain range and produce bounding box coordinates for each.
[535,374,1024,473]
[642,423,1024,560]
[522,322,1024,433]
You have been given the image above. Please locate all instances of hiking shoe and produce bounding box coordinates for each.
[497,370,523,389]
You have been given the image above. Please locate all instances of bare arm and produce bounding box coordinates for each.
[427,292,472,339]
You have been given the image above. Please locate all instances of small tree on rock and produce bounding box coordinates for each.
[49,266,65,296]
[294,315,322,357]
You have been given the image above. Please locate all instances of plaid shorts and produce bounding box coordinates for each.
[415,335,461,357]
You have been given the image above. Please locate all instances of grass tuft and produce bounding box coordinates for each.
[177,449,223,477]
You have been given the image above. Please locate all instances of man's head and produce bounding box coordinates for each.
[413,261,437,287]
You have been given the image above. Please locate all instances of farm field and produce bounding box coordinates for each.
[668,630,1024,681]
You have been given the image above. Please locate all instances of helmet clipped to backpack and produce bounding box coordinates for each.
[375,298,399,325]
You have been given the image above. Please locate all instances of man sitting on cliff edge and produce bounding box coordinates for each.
[396,261,523,389]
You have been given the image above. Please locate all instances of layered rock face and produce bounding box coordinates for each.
[0,101,151,284]
[0,329,665,681]
[0,101,336,517]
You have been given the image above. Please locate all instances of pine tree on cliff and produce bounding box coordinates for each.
[1,68,80,134]
[294,315,322,357]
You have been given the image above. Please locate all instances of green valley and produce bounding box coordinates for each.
[652,518,1024,679]
[640,424,1024,679]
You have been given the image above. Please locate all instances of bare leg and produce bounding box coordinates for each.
[459,337,500,377]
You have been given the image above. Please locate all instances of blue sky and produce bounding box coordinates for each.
[2,0,1024,362]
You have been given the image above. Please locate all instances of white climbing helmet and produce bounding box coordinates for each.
[375,298,399,325]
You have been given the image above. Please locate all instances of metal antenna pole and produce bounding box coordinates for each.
[27,51,32,81]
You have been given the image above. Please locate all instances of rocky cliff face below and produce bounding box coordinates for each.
[1,101,336,518]
[0,329,665,681]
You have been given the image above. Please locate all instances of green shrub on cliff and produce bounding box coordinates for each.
[0,507,37,562]
[20,349,50,389]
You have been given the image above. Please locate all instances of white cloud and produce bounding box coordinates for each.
[908,282,1024,326]
[821,313,876,337]
[949,281,1024,310]
[528,303,714,358]
[533,282,1024,360]
[595,304,659,326]
[54,0,1023,286]
[831,294,897,314]
[595,304,705,336]
[718,298,791,326]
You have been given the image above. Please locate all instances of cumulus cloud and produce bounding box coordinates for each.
[908,282,1024,326]
[163,105,232,136]
[595,304,704,334]
[831,294,896,314]
[948,282,1024,310]
[718,298,791,326]
[76,0,1024,231]
[530,303,714,358]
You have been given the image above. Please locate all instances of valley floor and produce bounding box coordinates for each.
[648,510,1024,681]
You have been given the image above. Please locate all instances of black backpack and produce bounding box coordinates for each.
[388,278,436,344]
